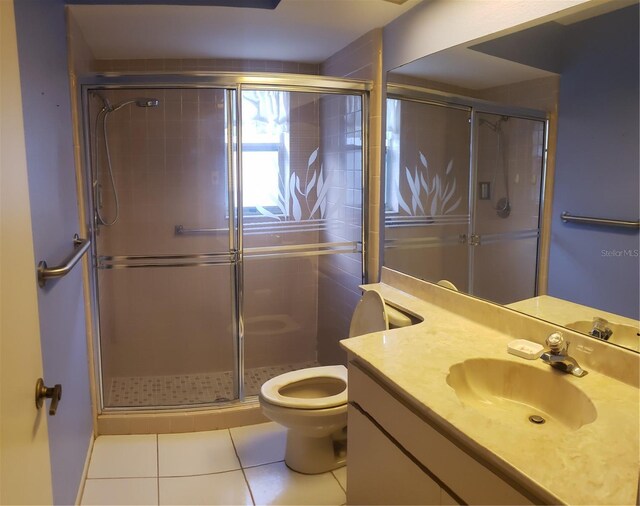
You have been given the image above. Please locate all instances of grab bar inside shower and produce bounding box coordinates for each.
[561,212,640,230]
[38,234,91,287]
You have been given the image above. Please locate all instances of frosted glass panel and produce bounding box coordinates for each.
[90,88,230,256]
[384,98,471,289]
[98,265,236,408]
[242,91,363,251]
[242,90,364,387]
[471,113,544,302]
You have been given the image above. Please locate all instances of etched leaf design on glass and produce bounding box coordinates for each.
[255,205,280,220]
[406,168,423,215]
[290,173,302,221]
[295,172,302,195]
[310,166,331,219]
[305,171,317,196]
[444,196,462,214]
[308,148,318,172]
[419,152,428,170]
[445,159,453,176]
[420,172,430,195]
[397,187,411,215]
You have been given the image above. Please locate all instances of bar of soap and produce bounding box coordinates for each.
[507,339,544,360]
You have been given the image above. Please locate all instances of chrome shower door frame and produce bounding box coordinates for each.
[384,84,549,300]
[79,73,371,413]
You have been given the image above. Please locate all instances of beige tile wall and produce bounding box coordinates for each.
[94,58,319,75]
[472,115,545,304]
[93,85,322,387]
[316,29,382,364]
[322,28,383,281]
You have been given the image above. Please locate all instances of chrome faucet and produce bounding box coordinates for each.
[540,332,588,377]
[590,317,613,341]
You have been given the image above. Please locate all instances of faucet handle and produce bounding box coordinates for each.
[546,332,566,354]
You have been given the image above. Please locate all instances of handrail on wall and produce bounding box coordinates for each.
[37,234,91,287]
[561,212,640,230]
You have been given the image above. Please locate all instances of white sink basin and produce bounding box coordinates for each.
[446,358,597,431]
[566,320,639,352]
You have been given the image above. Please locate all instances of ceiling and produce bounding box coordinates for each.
[389,0,638,90]
[69,0,421,63]
[391,46,556,90]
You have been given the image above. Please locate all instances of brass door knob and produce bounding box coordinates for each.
[35,378,62,416]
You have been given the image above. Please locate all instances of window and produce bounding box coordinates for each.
[241,90,289,214]
[385,98,401,213]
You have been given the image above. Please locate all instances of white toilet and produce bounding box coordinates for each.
[259,290,411,474]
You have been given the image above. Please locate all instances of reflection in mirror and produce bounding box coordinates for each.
[384,97,471,292]
[383,2,639,352]
[384,90,546,306]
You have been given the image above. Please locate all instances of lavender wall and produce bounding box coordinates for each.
[548,5,639,319]
[14,1,93,504]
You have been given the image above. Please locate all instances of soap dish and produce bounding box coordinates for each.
[507,339,544,360]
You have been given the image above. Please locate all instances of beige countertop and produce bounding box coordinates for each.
[341,280,639,505]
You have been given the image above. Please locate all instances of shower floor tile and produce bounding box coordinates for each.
[106,362,317,408]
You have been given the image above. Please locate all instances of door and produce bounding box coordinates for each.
[90,87,239,408]
[0,1,53,503]
[241,89,367,387]
[470,112,545,304]
[384,97,471,291]
[12,1,94,503]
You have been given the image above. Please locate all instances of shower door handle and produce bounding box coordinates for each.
[469,234,481,246]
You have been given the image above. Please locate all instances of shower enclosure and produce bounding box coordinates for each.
[83,75,368,410]
[384,86,546,304]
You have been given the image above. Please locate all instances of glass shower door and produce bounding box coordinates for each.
[91,87,239,408]
[240,89,365,396]
[384,98,471,291]
[470,112,545,304]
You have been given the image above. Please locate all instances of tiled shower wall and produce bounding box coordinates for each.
[93,58,319,75]
[92,86,322,387]
[74,45,368,392]
[317,29,383,364]
[472,114,545,304]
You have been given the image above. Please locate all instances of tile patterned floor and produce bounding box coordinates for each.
[81,422,347,505]
[107,362,318,407]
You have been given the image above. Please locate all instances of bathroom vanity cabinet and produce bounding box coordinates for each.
[347,361,535,505]
[342,270,639,505]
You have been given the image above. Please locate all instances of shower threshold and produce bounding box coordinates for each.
[105,361,318,408]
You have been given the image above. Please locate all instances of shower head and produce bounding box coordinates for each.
[480,116,509,132]
[135,98,160,108]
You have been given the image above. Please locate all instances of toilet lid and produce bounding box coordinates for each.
[349,290,389,337]
[259,365,347,409]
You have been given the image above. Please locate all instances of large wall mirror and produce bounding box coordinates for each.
[383,1,639,352]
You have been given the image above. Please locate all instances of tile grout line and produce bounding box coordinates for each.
[228,428,257,506]
[241,459,285,470]
[330,469,347,494]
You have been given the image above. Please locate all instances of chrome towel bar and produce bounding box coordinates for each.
[561,212,640,230]
[38,234,91,287]
[175,225,228,235]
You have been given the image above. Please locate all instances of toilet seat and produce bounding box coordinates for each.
[260,365,347,409]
